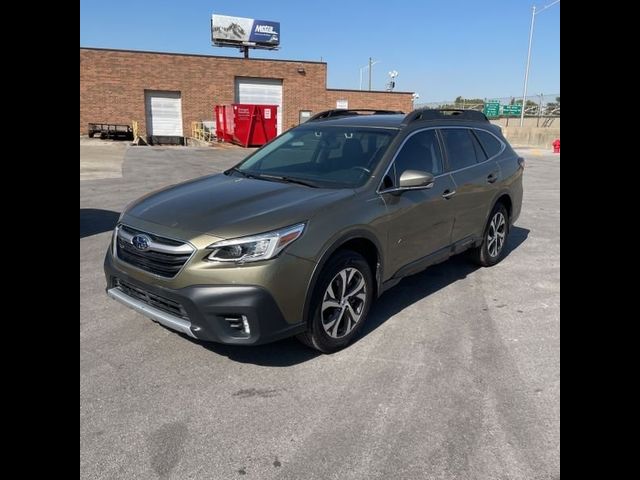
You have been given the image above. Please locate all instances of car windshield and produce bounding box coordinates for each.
[232,126,397,188]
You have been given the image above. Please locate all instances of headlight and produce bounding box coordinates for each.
[205,223,305,264]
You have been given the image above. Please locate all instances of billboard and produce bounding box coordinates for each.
[211,14,280,49]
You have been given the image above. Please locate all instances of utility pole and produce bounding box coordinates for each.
[537,93,543,127]
[360,59,380,90]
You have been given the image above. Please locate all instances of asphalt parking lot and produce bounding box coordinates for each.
[80,140,559,480]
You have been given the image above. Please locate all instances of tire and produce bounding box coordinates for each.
[297,250,374,353]
[470,203,510,267]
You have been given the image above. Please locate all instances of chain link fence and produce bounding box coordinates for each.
[415,93,560,117]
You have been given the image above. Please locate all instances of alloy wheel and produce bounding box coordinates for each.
[321,267,367,339]
[487,211,507,258]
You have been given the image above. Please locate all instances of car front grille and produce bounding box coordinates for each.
[114,278,188,319]
[115,225,194,278]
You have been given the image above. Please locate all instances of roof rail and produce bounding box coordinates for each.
[402,108,489,125]
[307,109,404,122]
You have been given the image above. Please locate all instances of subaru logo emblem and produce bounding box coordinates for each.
[132,234,151,251]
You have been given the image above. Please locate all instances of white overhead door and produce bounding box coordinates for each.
[145,91,183,136]
[235,78,283,134]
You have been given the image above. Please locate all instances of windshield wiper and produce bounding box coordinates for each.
[257,174,319,188]
[226,167,260,179]
[226,168,318,188]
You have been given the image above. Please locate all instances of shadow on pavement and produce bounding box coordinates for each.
[359,226,529,342]
[192,226,530,366]
[196,337,321,367]
[80,208,120,238]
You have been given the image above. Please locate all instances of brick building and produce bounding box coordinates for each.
[80,47,414,142]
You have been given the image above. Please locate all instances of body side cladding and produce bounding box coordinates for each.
[381,235,479,293]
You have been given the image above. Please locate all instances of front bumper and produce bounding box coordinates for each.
[104,253,307,345]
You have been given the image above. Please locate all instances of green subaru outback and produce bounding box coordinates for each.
[104,109,523,352]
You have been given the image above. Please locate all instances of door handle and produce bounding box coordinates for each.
[487,173,498,183]
[442,189,457,199]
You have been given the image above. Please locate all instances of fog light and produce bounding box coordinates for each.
[224,315,251,336]
[242,316,251,335]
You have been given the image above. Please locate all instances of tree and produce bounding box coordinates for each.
[454,96,484,105]
[545,97,560,115]
[435,96,485,110]
[514,98,538,108]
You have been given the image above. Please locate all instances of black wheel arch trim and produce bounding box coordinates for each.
[488,189,513,221]
[483,191,512,240]
[302,229,384,327]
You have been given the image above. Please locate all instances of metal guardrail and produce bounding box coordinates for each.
[415,94,560,118]
[414,103,559,117]
[191,122,215,142]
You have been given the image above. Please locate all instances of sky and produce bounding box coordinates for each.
[80,0,560,102]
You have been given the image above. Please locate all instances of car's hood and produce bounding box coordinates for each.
[124,173,354,239]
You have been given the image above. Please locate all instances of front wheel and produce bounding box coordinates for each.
[297,250,373,353]
[470,203,509,267]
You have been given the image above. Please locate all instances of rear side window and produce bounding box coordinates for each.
[470,131,487,162]
[474,130,503,158]
[440,129,479,170]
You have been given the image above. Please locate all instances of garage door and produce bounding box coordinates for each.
[145,91,183,137]
[235,78,283,134]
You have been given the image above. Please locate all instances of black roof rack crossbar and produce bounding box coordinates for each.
[402,108,489,125]
[308,109,404,122]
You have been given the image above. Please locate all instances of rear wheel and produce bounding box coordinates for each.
[470,203,509,267]
[297,250,373,353]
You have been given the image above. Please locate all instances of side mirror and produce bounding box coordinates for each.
[398,170,435,189]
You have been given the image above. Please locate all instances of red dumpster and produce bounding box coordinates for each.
[214,105,235,143]
[214,104,278,147]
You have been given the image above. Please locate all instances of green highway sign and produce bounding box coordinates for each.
[483,102,500,117]
[502,104,522,116]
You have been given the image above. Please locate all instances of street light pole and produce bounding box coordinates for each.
[520,5,536,127]
[368,57,372,91]
[520,0,560,127]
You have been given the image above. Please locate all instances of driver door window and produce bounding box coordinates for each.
[384,130,443,188]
